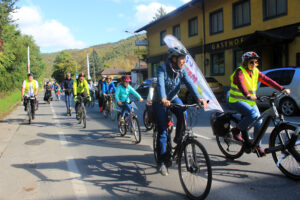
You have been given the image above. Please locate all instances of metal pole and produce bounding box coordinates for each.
[92,50,96,81]
[27,46,30,73]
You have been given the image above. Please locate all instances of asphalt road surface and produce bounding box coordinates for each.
[0,94,299,200]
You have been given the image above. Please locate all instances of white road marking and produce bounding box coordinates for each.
[194,134,213,140]
[50,104,89,200]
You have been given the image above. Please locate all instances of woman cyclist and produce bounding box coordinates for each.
[228,51,290,156]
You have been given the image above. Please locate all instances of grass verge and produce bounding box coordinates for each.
[0,89,21,119]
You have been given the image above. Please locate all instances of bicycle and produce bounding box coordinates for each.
[103,93,117,121]
[117,101,142,144]
[214,91,300,180]
[24,95,36,124]
[153,103,212,200]
[76,96,88,128]
[64,89,72,116]
[88,90,95,108]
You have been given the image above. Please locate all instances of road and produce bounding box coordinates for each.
[0,94,299,200]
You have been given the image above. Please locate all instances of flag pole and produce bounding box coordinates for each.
[27,46,30,73]
[87,54,91,80]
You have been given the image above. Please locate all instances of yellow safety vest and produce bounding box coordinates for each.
[24,80,37,94]
[228,66,259,106]
[73,79,90,96]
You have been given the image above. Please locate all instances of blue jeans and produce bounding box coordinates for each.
[230,101,262,146]
[153,97,186,165]
[65,93,71,109]
[120,102,131,118]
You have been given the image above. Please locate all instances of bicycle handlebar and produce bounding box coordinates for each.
[170,100,209,110]
[257,91,288,102]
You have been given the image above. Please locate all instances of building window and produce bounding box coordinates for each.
[263,0,287,20]
[210,52,225,76]
[233,49,244,71]
[173,24,181,40]
[188,17,198,37]
[160,30,166,46]
[296,53,300,66]
[233,0,251,28]
[210,9,224,35]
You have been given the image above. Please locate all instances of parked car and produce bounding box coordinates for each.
[256,67,300,116]
[136,83,151,99]
[178,76,224,104]
[226,67,300,116]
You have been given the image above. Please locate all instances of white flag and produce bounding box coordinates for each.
[164,35,223,111]
[87,54,91,80]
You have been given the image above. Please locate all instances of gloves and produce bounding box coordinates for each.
[74,96,78,102]
[88,95,91,102]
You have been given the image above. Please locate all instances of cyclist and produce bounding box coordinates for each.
[73,73,91,120]
[21,73,39,120]
[152,46,208,176]
[88,79,95,102]
[103,75,116,110]
[44,81,52,102]
[115,75,143,121]
[228,51,290,156]
[62,73,73,112]
[98,75,106,111]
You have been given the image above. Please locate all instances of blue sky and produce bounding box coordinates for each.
[13,0,192,53]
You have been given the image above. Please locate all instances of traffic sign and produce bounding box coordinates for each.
[135,40,148,46]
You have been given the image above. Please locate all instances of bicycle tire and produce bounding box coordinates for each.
[216,134,244,160]
[118,114,127,136]
[110,102,117,121]
[269,123,300,180]
[27,103,32,124]
[153,128,158,163]
[132,117,141,144]
[143,110,153,131]
[82,106,87,128]
[178,139,212,200]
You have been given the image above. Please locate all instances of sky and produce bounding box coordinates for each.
[12,0,192,53]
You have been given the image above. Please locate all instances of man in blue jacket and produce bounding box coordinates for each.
[153,46,208,176]
[62,73,74,114]
[102,75,116,110]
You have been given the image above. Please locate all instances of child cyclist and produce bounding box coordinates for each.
[115,75,143,122]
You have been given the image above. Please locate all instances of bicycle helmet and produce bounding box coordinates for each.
[210,111,231,137]
[66,73,71,78]
[122,75,131,82]
[152,77,157,84]
[168,46,188,58]
[79,72,85,78]
[107,75,112,79]
[242,51,260,63]
[27,72,33,77]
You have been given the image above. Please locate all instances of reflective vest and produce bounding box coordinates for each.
[73,79,90,95]
[228,66,259,106]
[24,80,37,94]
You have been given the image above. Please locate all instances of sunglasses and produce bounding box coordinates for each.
[249,61,258,65]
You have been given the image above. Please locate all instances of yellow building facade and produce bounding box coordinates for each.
[135,0,300,88]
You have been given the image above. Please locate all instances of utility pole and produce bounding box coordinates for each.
[92,50,96,81]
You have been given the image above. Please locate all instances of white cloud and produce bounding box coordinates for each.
[106,27,117,32]
[181,0,192,3]
[118,13,124,18]
[11,6,85,52]
[133,2,176,29]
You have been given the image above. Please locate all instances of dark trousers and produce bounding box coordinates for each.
[75,92,88,114]
[24,98,36,116]
[153,97,185,164]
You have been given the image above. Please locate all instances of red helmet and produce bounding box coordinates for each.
[122,75,131,82]
[79,72,85,78]
[242,51,260,62]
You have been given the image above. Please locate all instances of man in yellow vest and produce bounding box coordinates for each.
[228,51,290,156]
[21,73,39,119]
[73,72,91,119]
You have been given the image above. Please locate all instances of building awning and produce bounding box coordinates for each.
[242,24,299,48]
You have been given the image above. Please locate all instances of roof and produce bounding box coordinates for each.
[99,68,128,75]
[135,0,201,33]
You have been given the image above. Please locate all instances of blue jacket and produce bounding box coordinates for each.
[154,62,201,102]
[102,81,116,94]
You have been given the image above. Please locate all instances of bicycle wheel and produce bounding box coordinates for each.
[110,102,117,121]
[216,134,244,160]
[269,123,300,180]
[27,103,32,124]
[132,117,141,143]
[178,139,212,200]
[153,127,158,163]
[143,109,153,131]
[82,106,87,128]
[118,114,127,136]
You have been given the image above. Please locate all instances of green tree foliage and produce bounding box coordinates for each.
[0,0,45,93]
[51,51,77,82]
[153,6,167,21]
[89,49,101,80]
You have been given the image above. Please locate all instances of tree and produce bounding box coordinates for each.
[89,49,102,80]
[52,51,77,82]
[153,6,167,21]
